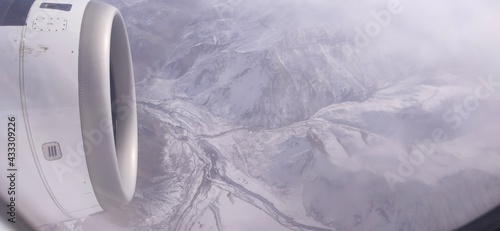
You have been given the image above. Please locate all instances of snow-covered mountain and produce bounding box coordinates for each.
[45,0,500,230]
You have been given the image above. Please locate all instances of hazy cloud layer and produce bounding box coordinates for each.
[45,0,500,230]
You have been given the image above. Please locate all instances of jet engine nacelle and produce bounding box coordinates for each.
[0,0,137,228]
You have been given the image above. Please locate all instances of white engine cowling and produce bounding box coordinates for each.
[0,0,137,228]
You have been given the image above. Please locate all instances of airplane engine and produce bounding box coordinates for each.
[0,0,137,228]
